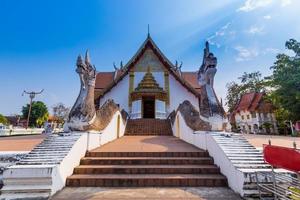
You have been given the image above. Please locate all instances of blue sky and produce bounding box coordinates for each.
[0,0,299,115]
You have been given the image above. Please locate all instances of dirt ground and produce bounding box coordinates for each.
[243,134,300,149]
[0,134,45,151]
[0,134,299,152]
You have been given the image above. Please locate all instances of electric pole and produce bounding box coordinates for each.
[22,89,44,129]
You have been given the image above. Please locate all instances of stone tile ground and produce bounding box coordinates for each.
[244,134,300,149]
[51,187,242,200]
[0,135,45,151]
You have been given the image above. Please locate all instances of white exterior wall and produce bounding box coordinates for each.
[169,75,199,113]
[99,75,129,112]
[171,112,245,196]
[234,110,278,133]
[99,111,126,145]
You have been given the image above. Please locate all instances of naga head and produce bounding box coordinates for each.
[204,52,217,70]
[198,41,218,87]
[76,50,96,89]
[65,50,97,132]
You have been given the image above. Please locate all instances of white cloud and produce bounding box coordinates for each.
[237,0,293,12]
[235,46,259,62]
[263,15,272,19]
[207,22,234,48]
[234,46,279,62]
[237,0,273,12]
[281,0,292,7]
[263,47,280,54]
[247,25,265,34]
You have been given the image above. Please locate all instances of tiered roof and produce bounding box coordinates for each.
[233,92,274,113]
[94,35,201,98]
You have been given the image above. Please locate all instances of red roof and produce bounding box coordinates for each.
[234,92,265,112]
[95,71,202,94]
[95,72,115,90]
[96,36,202,98]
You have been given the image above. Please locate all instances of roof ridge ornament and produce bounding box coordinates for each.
[147,24,150,38]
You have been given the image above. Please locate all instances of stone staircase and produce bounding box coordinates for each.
[125,119,172,136]
[210,133,274,199]
[211,133,270,170]
[66,150,227,187]
[16,133,82,165]
[1,133,82,199]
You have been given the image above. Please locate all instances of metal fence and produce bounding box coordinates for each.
[256,170,300,200]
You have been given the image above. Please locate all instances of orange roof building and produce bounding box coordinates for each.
[231,92,278,134]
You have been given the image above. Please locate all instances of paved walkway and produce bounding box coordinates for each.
[0,135,45,151]
[0,134,298,152]
[92,136,202,152]
[52,187,241,200]
[243,134,300,149]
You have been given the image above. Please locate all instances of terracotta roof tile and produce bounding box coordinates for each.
[95,72,115,90]
[95,71,203,95]
[234,92,264,112]
[249,93,263,111]
[181,72,201,90]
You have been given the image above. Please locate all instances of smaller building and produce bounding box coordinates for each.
[231,92,278,134]
[5,115,27,128]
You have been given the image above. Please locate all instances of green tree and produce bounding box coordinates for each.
[22,101,49,127]
[0,114,8,125]
[267,39,300,121]
[225,82,242,112]
[226,71,266,112]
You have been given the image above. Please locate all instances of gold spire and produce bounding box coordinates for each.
[134,67,163,92]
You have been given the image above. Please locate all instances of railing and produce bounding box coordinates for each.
[255,171,300,200]
[255,144,300,200]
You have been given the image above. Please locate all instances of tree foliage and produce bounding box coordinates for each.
[22,101,49,127]
[52,103,70,123]
[226,71,266,112]
[267,39,300,121]
[0,114,8,125]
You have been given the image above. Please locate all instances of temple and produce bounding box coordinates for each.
[3,35,274,200]
[69,35,227,132]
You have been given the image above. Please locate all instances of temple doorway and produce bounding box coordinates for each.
[143,97,155,118]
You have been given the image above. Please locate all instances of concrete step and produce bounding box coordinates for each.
[86,151,208,157]
[66,174,227,187]
[233,163,270,168]
[80,157,214,165]
[73,164,220,174]
[125,119,172,136]
[1,185,52,193]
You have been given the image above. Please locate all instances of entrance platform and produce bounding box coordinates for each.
[66,135,228,187]
[52,187,242,200]
[92,136,201,153]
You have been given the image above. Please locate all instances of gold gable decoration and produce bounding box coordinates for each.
[131,68,167,101]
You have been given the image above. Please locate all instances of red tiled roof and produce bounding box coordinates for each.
[97,36,201,98]
[249,93,263,111]
[95,71,202,94]
[95,72,115,90]
[181,72,201,91]
[234,92,264,112]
